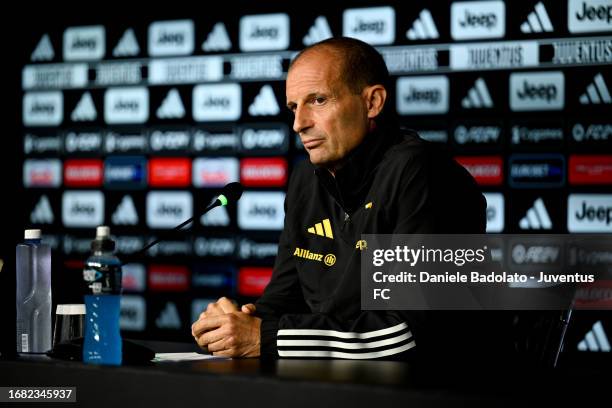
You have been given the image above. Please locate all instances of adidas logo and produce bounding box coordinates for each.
[579,73,611,105]
[461,78,493,108]
[406,9,439,40]
[156,88,185,119]
[71,92,97,122]
[248,85,280,116]
[303,16,333,46]
[113,28,140,57]
[31,34,54,61]
[155,302,181,329]
[520,2,554,33]
[30,195,54,224]
[201,205,230,227]
[112,196,138,225]
[519,198,552,230]
[202,22,232,52]
[578,321,610,352]
[307,218,334,239]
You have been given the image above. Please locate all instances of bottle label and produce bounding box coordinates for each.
[83,263,122,295]
[21,334,29,353]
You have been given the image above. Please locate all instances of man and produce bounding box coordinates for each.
[192,37,494,360]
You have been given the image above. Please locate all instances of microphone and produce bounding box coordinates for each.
[127,182,243,261]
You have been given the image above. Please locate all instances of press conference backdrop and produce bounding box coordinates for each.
[18,1,612,352]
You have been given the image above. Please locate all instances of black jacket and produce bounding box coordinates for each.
[255,128,505,360]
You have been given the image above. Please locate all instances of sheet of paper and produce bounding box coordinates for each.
[153,352,230,362]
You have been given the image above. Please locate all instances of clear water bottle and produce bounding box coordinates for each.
[16,229,52,354]
[82,226,123,365]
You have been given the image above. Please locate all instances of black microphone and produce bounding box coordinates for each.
[127,182,243,262]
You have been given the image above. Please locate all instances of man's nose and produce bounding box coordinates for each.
[293,106,313,134]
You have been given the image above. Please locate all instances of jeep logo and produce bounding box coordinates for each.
[158,31,184,45]
[575,1,612,23]
[114,100,139,111]
[248,205,276,217]
[72,37,97,50]
[31,103,55,114]
[517,81,557,101]
[459,10,497,28]
[71,203,95,215]
[250,26,278,38]
[404,87,440,104]
[353,19,385,33]
[575,201,612,225]
[203,97,230,108]
[157,205,183,217]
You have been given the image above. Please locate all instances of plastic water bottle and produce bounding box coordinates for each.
[82,226,123,365]
[16,229,52,353]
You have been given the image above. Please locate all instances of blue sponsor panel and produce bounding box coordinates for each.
[104,156,147,189]
[509,153,566,188]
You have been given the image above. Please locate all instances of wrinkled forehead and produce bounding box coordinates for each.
[286,48,346,96]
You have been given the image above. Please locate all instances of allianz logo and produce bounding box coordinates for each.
[114,99,140,111]
[516,81,558,101]
[157,31,185,45]
[248,204,277,217]
[404,86,440,104]
[202,96,230,108]
[157,204,183,217]
[71,36,97,50]
[70,203,96,215]
[459,9,497,28]
[242,129,284,149]
[352,19,386,34]
[30,102,55,114]
[575,1,612,23]
[250,25,279,39]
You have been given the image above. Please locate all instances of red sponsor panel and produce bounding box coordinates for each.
[569,155,612,185]
[238,267,273,296]
[148,265,190,291]
[455,156,503,186]
[64,159,103,187]
[574,280,612,310]
[149,158,191,187]
[240,158,288,187]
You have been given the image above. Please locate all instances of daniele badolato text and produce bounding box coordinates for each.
[372,271,595,284]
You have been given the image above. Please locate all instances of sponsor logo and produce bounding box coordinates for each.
[381,48,439,73]
[511,124,563,145]
[95,62,142,86]
[510,71,565,111]
[567,194,612,232]
[64,131,102,153]
[579,73,611,104]
[149,57,223,84]
[24,134,61,155]
[120,295,146,331]
[511,244,561,265]
[238,191,285,230]
[62,191,104,228]
[155,302,181,329]
[451,1,505,40]
[114,236,145,255]
[64,159,104,187]
[396,76,449,114]
[104,87,149,124]
[238,238,278,260]
[303,16,333,46]
[149,265,190,291]
[112,195,139,225]
[193,157,239,188]
[248,85,280,116]
[148,158,191,187]
[569,155,612,184]
[63,25,105,60]
[23,64,88,90]
[31,33,54,61]
[156,89,185,119]
[229,55,284,80]
[122,264,146,292]
[455,156,503,185]
[551,38,612,65]
[62,236,93,255]
[200,206,230,227]
[293,248,336,267]
[343,7,395,45]
[521,2,554,33]
[577,321,611,352]
[71,92,97,122]
[202,22,232,52]
[449,41,539,70]
[568,0,612,33]
[148,20,194,56]
[240,125,288,153]
[193,83,241,121]
[23,159,62,188]
[238,267,273,296]
[30,195,54,224]
[240,158,287,187]
[571,122,611,143]
[23,92,63,127]
[417,130,448,143]
[113,28,140,57]
[105,131,147,154]
[147,240,192,257]
[104,156,147,189]
[575,283,612,310]
[194,237,235,257]
[146,191,192,229]
[356,240,368,251]
[509,154,565,188]
[239,13,290,51]
[483,192,504,232]
[306,218,334,239]
[192,265,235,290]
[193,129,239,153]
[461,78,493,108]
[149,129,190,152]
[519,197,553,230]
[406,9,439,40]
[454,125,501,145]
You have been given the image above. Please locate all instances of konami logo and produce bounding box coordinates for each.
[148,265,190,291]
[455,156,503,185]
[64,159,103,187]
[192,158,239,188]
[148,158,191,187]
[240,158,287,187]
[238,267,273,296]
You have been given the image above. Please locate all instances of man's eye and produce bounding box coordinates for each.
[313,97,326,105]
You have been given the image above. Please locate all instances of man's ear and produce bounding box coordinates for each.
[364,85,387,120]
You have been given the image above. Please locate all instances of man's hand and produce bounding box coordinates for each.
[192,311,261,357]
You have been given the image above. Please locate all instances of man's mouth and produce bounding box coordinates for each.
[302,138,325,149]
